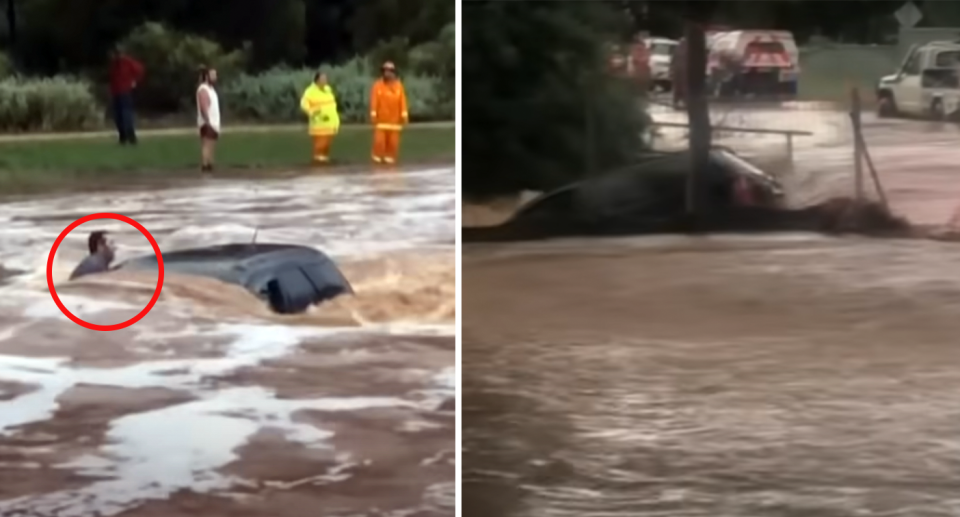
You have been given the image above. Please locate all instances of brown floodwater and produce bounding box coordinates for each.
[464,236,960,517]
[0,167,455,516]
[463,105,960,517]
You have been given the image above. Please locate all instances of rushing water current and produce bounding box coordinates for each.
[0,168,455,516]
[462,103,960,517]
[464,235,960,517]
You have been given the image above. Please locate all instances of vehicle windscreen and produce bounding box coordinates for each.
[934,50,960,67]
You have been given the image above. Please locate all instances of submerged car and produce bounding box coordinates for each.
[511,147,783,231]
[117,243,352,314]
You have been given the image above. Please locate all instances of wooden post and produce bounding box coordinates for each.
[684,21,711,216]
[850,87,864,203]
[785,134,793,162]
[858,129,889,210]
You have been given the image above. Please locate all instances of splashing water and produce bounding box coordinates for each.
[0,168,456,516]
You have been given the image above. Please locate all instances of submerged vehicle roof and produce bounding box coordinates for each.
[118,243,352,314]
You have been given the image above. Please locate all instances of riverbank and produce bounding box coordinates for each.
[0,123,454,195]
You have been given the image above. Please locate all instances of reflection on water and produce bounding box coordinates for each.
[464,236,960,517]
[0,168,455,516]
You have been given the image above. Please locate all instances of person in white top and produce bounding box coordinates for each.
[196,67,221,172]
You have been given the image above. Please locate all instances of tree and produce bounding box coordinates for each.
[462,1,650,199]
[622,0,904,44]
[348,0,453,54]
[5,0,16,46]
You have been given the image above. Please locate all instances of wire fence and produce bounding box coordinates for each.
[641,83,960,225]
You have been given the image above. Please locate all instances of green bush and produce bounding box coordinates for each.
[409,23,454,78]
[0,52,13,80]
[119,22,248,113]
[410,22,455,109]
[366,37,413,73]
[0,76,103,132]
[365,23,455,106]
[219,57,451,123]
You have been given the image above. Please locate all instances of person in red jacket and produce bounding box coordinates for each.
[108,47,144,145]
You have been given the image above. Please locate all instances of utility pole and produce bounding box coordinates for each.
[684,20,711,217]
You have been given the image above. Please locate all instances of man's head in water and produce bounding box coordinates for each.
[88,231,115,262]
[69,231,116,280]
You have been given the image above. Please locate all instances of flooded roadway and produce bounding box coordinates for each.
[463,105,960,516]
[0,168,455,516]
[649,101,960,223]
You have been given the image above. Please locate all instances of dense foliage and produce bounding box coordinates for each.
[220,60,450,124]
[462,1,651,199]
[0,76,101,131]
[0,0,454,130]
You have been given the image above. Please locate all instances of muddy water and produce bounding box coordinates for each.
[648,102,960,222]
[463,236,960,517]
[0,168,455,516]
[462,105,960,517]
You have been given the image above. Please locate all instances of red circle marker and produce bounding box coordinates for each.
[46,213,164,331]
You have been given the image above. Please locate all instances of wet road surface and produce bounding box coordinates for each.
[650,102,960,224]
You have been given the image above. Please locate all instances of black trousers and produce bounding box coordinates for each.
[112,92,137,144]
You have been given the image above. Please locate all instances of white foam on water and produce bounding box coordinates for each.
[22,294,138,320]
[159,224,259,251]
[0,321,445,516]
[434,366,456,392]
[0,386,414,517]
[0,167,455,513]
[0,324,337,434]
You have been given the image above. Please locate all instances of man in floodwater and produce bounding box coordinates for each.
[69,231,115,280]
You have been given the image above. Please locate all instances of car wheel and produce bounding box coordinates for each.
[931,98,946,121]
[877,94,898,118]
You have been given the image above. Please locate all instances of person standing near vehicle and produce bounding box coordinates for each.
[300,72,340,164]
[108,47,144,145]
[196,67,221,173]
[369,61,408,165]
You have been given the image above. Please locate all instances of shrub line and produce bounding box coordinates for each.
[0,120,454,143]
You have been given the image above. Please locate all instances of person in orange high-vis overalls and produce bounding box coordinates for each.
[370,61,408,164]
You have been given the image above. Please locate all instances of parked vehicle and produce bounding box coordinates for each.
[644,37,679,92]
[672,29,801,106]
[876,40,960,120]
[609,40,651,90]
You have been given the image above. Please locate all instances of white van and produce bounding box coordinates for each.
[644,37,679,91]
[876,40,960,120]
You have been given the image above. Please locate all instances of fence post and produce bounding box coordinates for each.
[850,87,864,203]
[684,21,711,217]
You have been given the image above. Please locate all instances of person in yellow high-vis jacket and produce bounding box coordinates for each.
[300,72,340,164]
[370,61,408,164]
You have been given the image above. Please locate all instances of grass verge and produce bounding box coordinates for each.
[0,123,454,195]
